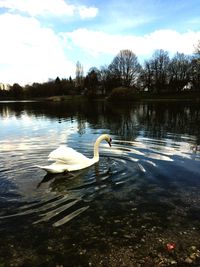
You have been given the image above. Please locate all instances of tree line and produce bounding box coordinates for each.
[1,41,200,99]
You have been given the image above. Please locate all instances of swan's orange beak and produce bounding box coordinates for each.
[108,138,112,147]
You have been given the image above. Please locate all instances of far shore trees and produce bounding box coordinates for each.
[109,49,141,87]
[84,67,100,97]
[1,41,200,99]
[168,52,191,92]
[75,61,84,93]
[140,50,170,93]
[192,40,200,91]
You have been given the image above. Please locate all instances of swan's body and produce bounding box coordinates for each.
[37,134,112,174]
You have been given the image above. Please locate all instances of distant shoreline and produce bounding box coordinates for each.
[1,92,200,103]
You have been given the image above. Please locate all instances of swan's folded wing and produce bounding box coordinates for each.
[48,145,88,165]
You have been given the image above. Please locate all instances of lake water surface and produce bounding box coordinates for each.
[0,100,200,266]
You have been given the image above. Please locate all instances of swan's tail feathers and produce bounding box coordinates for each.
[36,165,65,174]
[36,165,53,173]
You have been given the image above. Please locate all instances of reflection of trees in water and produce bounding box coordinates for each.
[77,118,86,135]
[0,101,200,143]
[92,102,200,142]
[104,103,139,140]
[0,102,26,118]
[136,102,200,142]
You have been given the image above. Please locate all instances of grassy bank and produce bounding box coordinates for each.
[45,95,86,102]
[138,91,200,101]
[1,91,200,102]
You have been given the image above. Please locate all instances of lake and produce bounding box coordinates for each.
[0,100,200,266]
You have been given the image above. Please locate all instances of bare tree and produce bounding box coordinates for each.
[109,50,141,87]
[191,41,200,91]
[168,52,191,92]
[75,61,84,88]
[150,50,170,92]
[139,61,153,91]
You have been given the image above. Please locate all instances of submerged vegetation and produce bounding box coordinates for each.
[1,41,200,101]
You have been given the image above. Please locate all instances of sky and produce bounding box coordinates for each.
[0,0,200,85]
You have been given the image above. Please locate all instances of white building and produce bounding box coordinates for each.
[0,83,10,90]
[182,82,193,91]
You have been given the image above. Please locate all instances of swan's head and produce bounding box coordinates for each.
[104,134,112,147]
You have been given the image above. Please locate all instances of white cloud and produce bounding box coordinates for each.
[78,6,98,19]
[0,13,74,84]
[64,28,200,57]
[0,9,199,85]
[0,0,98,18]
[145,30,200,55]
[0,0,75,16]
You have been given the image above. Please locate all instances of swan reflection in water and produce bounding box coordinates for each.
[37,172,77,189]
[35,160,116,227]
[37,158,114,194]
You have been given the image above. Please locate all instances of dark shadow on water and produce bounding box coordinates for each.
[37,171,75,188]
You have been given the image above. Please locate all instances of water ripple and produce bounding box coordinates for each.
[0,137,199,228]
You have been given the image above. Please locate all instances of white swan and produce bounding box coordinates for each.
[37,134,112,174]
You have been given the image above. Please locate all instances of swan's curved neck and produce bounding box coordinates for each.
[93,134,107,160]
